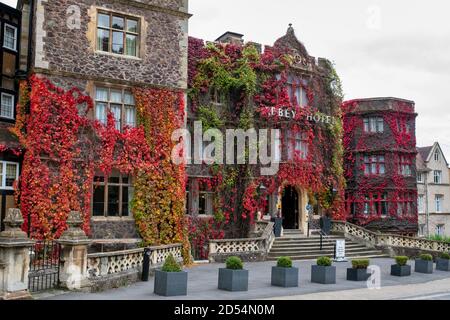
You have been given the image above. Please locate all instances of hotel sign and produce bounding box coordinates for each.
[266,107,335,125]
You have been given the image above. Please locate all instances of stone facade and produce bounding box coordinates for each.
[343,98,418,235]
[417,142,450,237]
[20,0,190,241]
[30,0,189,89]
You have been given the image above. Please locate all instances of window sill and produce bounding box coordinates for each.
[94,50,142,61]
[91,216,135,222]
[2,46,17,52]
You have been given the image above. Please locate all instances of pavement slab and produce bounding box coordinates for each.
[40,258,450,300]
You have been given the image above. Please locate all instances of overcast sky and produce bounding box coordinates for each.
[3,0,450,161]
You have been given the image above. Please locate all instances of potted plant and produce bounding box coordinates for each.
[436,252,450,271]
[347,259,370,281]
[271,257,299,288]
[391,256,411,277]
[415,254,434,274]
[154,254,187,297]
[311,256,336,284]
[218,256,248,292]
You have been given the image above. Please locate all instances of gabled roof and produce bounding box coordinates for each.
[273,24,309,59]
[416,153,431,172]
[417,146,433,162]
[418,142,449,166]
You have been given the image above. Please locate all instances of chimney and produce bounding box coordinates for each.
[215,31,244,45]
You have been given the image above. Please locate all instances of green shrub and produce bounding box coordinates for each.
[419,254,433,261]
[317,256,332,267]
[351,259,370,269]
[428,235,450,244]
[439,252,450,260]
[226,256,244,270]
[395,256,409,266]
[161,254,182,272]
[277,257,293,268]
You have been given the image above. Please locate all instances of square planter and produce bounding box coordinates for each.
[391,264,411,277]
[415,259,434,274]
[218,268,249,292]
[436,259,450,271]
[346,268,370,281]
[271,267,299,288]
[154,270,188,297]
[311,265,336,284]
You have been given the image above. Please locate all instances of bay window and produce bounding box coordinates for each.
[363,117,384,133]
[364,155,385,175]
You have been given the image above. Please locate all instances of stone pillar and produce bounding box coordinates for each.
[57,211,91,291]
[0,209,34,300]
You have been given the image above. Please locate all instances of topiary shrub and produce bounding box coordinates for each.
[317,256,332,267]
[420,254,433,261]
[277,256,293,268]
[162,254,182,272]
[351,259,370,269]
[226,256,244,270]
[439,252,450,260]
[395,256,409,266]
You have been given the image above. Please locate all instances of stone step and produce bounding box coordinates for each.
[272,239,354,245]
[269,247,381,256]
[271,241,364,246]
[270,244,369,251]
[267,252,388,261]
[270,245,372,252]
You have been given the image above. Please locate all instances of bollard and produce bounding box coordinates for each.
[142,248,151,282]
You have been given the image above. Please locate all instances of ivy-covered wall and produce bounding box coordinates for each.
[342,98,418,235]
[185,26,346,250]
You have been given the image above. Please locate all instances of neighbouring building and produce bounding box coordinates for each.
[16,0,190,244]
[417,142,450,237]
[343,98,418,235]
[0,3,24,231]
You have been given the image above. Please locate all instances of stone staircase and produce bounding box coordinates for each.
[268,230,387,261]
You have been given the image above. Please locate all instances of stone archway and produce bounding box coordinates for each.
[282,185,299,229]
[279,184,309,233]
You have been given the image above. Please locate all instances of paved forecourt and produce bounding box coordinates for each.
[42,258,450,300]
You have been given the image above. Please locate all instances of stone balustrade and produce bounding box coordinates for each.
[87,243,183,279]
[332,220,450,255]
[208,221,275,263]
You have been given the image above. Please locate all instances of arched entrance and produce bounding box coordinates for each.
[282,186,299,230]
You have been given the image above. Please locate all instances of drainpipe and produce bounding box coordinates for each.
[425,172,430,237]
[26,0,35,75]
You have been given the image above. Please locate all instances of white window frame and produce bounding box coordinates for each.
[94,86,136,132]
[363,117,384,133]
[436,224,445,237]
[434,150,440,162]
[3,23,17,51]
[0,93,15,120]
[435,195,443,213]
[0,161,19,190]
[418,194,425,213]
[434,170,442,184]
[417,172,423,183]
